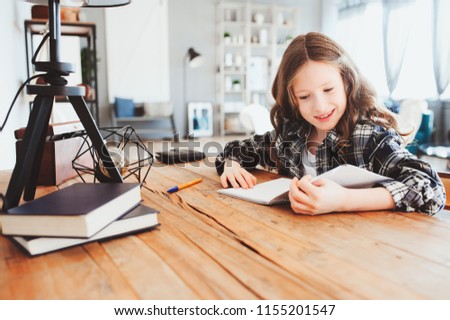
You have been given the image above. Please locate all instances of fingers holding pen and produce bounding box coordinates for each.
[289,176,316,211]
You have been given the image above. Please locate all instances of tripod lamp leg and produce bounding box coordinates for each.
[69,96,123,183]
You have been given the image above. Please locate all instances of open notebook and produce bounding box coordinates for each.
[217,164,393,205]
[218,178,292,205]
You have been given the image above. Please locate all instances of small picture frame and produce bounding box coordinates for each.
[188,102,213,137]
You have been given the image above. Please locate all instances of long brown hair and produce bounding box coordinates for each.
[271,32,401,144]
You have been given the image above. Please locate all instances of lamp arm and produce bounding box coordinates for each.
[183,53,188,119]
[48,0,61,63]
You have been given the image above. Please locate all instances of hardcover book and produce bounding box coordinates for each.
[14,120,84,140]
[0,183,141,238]
[15,137,89,186]
[15,121,88,186]
[11,204,159,256]
[217,165,393,205]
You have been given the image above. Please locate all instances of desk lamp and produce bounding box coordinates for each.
[25,0,130,7]
[2,0,131,211]
[155,47,206,164]
[183,47,203,120]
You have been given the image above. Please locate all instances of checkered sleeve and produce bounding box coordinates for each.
[366,129,446,215]
[215,131,277,175]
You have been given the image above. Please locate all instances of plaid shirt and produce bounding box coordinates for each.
[216,118,446,215]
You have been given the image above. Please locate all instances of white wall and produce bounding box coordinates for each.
[0,2,31,170]
[105,0,169,104]
[168,0,216,137]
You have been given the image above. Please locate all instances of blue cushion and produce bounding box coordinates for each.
[115,97,135,118]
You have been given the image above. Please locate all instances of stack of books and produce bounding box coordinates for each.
[0,183,159,256]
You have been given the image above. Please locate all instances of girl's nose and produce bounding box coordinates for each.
[312,94,328,113]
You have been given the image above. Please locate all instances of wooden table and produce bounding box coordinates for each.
[1,160,450,299]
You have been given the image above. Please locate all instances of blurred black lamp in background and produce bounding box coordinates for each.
[183,47,203,124]
[24,0,130,7]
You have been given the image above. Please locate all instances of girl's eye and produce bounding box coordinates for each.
[324,87,333,93]
[299,95,309,100]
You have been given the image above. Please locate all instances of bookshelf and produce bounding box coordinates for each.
[216,1,299,135]
[24,19,99,123]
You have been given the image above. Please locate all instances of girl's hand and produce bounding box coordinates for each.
[288,175,348,215]
[220,160,257,189]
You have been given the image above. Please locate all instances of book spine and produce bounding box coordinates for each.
[14,121,84,140]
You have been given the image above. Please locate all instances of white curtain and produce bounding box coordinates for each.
[432,0,450,97]
[337,1,368,56]
[382,0,416,96]
[432,0,450,142]
[334,1,388,98]
[333,0,446,103]
[105,0,169,103]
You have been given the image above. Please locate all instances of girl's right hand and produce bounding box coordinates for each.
[220,160,257,189]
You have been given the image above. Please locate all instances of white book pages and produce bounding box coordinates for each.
[217,165,393,205]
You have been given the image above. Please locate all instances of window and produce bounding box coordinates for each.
[331,0,449,100]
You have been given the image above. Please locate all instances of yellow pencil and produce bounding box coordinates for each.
[167,178,203,193]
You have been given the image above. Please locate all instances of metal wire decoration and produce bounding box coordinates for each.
[72,126,153,184]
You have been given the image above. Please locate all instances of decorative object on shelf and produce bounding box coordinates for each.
[234,7,242,21]
[72,126,153,184]
[31,5,80,21]
[232,79,241,91]
[188,102,213,137]
[259,28,268,45]
[225,52,233,66]
[254,13,264,25]
[277,12,285,26]
[225,76,232,91]
[224,31,231,44]
[285,34,294,44]
[224,117,242,133]
[234,53,243,68]
[224,8,233,21]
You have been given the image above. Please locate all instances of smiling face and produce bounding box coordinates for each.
[291,60,347,142]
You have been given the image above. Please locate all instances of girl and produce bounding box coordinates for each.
[216,32,445,215]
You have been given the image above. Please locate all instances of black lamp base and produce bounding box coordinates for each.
[156,149,205,164]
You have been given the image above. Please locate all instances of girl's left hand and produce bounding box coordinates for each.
[288,175,348,215]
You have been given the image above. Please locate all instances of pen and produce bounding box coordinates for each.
[167,178,203,193]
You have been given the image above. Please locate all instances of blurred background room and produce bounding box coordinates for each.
[1,0,449,172]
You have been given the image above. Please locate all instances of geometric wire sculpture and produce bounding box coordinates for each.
[73,126,153,184]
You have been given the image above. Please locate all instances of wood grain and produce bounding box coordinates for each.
[1,159,449,299]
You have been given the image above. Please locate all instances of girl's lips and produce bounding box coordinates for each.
[314,109,335,122]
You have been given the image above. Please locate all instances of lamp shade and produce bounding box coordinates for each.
[187,48,203,68]
[23,0,131,7]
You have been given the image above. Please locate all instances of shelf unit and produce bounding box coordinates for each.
[24,19,99,124]
[216,1,299,135]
